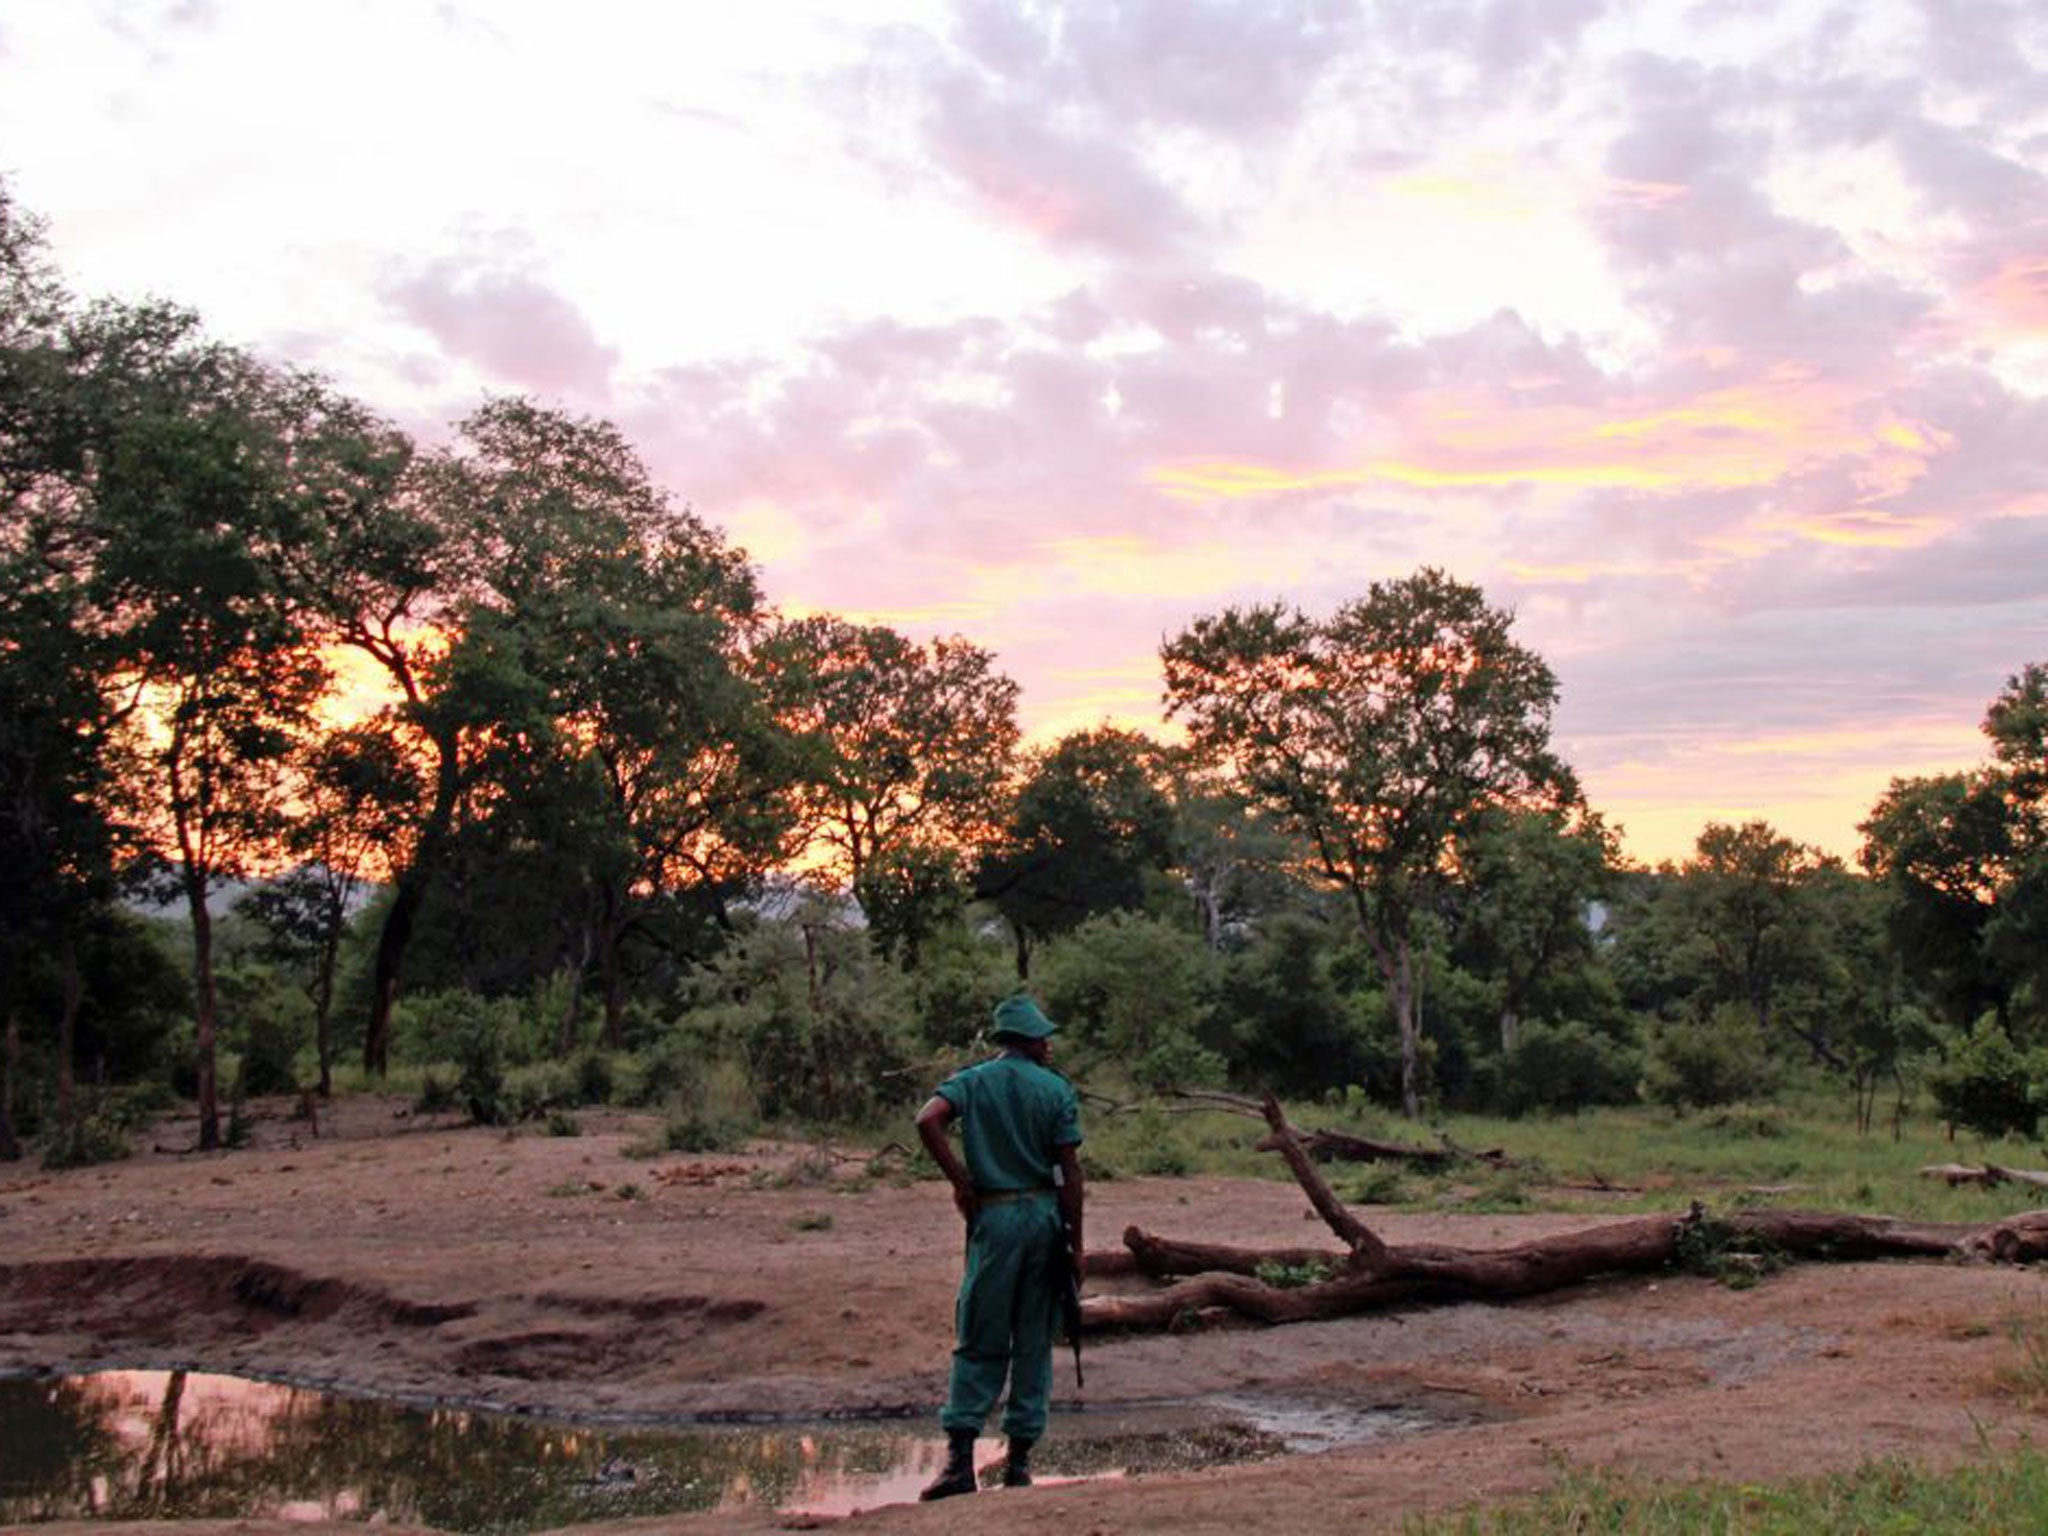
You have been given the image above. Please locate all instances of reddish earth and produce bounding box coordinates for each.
[3,1094,2046,1534]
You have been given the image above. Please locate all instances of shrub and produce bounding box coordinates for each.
[572,1049,616,1106]
[1036,912,1219,1088]
[218,967,312,1097]
[1641,1005,1778,1110]
[41,1100,132,1169]
[415,1069,459,1115]
[1924,1018,2043,1140]
[1491,1020,1641,1116]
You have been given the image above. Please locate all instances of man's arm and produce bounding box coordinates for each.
[916,1095,978,1225]
[1055,1142,1085,1277]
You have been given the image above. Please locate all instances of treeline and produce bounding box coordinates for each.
[4,182,2046,1165]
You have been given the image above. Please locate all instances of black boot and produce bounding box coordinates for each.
[919,1430,978,1501]
[1001,1437,1034,1488]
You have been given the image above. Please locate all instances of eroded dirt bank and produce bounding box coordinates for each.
[3,1097,2046,1534]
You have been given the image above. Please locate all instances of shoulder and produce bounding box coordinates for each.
[936,1056,997,1102]
[1016,1060,1078,1104]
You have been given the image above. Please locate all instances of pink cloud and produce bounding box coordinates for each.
[381,257,617,401]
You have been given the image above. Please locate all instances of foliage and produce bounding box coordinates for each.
[1163,569,1573,1118]
[762,614,1019,947]
[1409,1450,2048,1534]
[976,727,1177,969]
[1034,911,1223,1089]
[1253,1258,1334,1288]
[1485,1019,1641,1117]
[687,912,914,1125]
[1921,1018,2043,1139]
[1640,1004,1781,1110]
[1673,1206,1787,1289]
[1211,913,1374,1096]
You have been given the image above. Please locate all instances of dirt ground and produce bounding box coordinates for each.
[4,1094,2047,1535]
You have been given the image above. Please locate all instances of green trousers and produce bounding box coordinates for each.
[940,1192,1060,1440]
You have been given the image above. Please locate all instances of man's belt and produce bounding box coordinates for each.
[978,1186,1055,1205]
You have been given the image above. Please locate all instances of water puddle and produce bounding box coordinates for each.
[0,1370,1453,1529]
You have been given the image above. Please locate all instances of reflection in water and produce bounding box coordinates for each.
[0,1371,1340,1530]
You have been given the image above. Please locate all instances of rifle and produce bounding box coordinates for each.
[1052,1223,1084,1391]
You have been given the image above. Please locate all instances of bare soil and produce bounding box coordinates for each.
[4,1095,2047,1535]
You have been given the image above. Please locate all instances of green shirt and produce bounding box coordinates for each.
[934,1053,1083,1192]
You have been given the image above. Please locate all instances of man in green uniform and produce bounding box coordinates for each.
[914,992,1085,1499]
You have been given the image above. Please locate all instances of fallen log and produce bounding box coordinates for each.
[1920,1162,2048,1190]
[1077,1094,2048,1334]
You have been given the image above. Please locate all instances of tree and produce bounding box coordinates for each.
[764,616,1019,922]
[1860,663,2048,1039]
[525,489,801,1048]
[1163,759,1304,951]
[0,188,125,1157]
[1162,569,1571,1117]
[1860,772,2016,1030]
[1446,805,1618,1052]
[975,726,1177,976]
[234,728,401,1095]
[83,315,339,1149]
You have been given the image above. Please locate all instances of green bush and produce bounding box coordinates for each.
[1924,1018,2043,1139]
[1036,912,1218,1088]
[573,1049,616,1106]
[41,1103,131,1169]
[1641,1005,1778,1110]
[1490,1020,1641,1116]
[414,1069,459,1115]
[662,1111,744,1154]
[218,966,313,1096]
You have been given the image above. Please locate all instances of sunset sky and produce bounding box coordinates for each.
[5,1,2045,864]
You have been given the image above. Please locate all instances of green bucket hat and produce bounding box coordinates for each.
[991,992,1058,1041]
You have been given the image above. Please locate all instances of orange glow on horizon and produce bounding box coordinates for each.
[1149,374,1924,505]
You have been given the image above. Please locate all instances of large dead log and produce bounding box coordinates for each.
[1078,1094,2048,1334]
[1921,1162,2048,1190]
[1085,1206,2048,1332]
[1254,1127,1512,1169]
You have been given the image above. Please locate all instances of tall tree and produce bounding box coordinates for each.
[1448,805,1618,1051]
[81,312,341,1148]
[975,726,1177,976]
[1862,663,2048,1037]
[1162,569,1571,1117]
[764,616,1019,916]
[523,478,800,1048]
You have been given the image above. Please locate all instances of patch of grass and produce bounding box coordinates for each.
[1991,1306,2048,1407]
[544,1180,596,1198]
[1253,1259,1333,1289]
[1410,1450,2048,1534]
[790,1211,834,1232]
[544,1109,582,1138]
[1672,1206,1788,1291]
[614,1182,644,1201]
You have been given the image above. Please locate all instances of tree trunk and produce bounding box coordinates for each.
[557,923,595,1059]
[363,726,461,1078]
[56,936,82,1148]
[1012,920,1031,980]
[1254,1126,1508,1169]
[600,917,626,1053]
[1079,1096,2048,1334]
[313,930,337,1099]
[1390,936,1420,1119]
[186,875,220,1152]
[0,1003,20,1161]
[364,873,420,1079]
